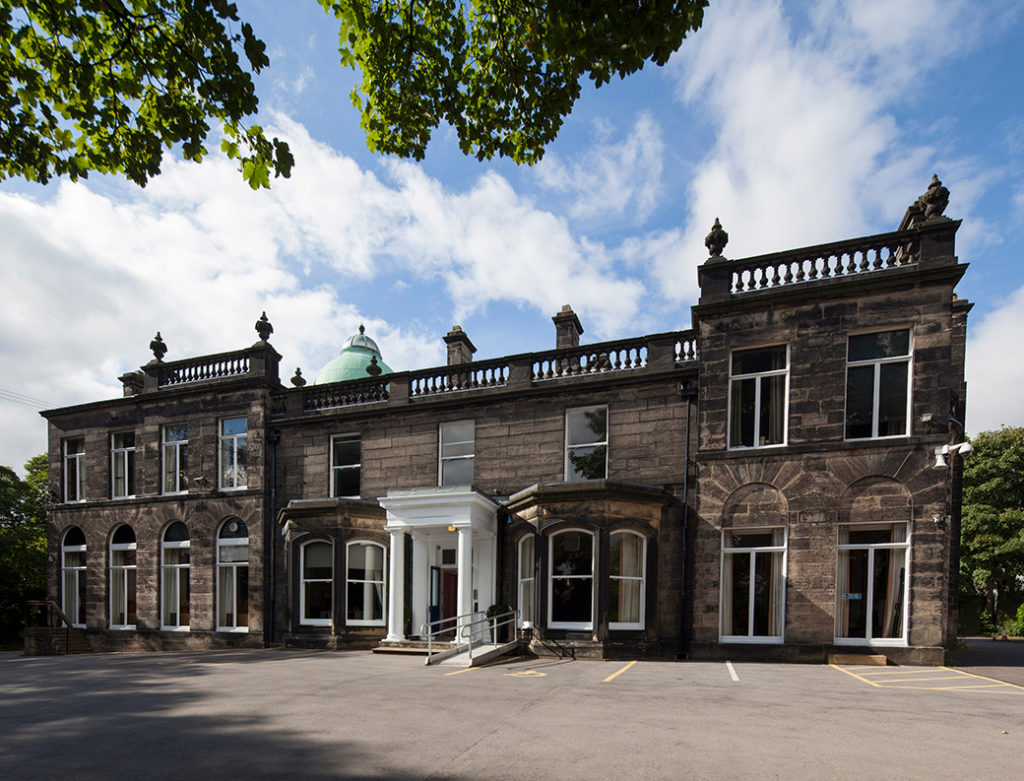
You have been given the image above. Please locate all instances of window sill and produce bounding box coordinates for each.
[216,627,250,633]
[160,626,190,632]
[833,637,907,647]
[719,636,784,644]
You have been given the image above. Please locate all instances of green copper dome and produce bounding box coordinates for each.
[314,325,393,385]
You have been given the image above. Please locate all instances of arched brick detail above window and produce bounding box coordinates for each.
[721,483,789,527]
[840,475,912,524]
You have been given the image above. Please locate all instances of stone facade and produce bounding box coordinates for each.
[39,185,969,664]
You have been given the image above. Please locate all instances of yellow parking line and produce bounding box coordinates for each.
[949,667,1024,691]
[857,668,947,676]
[829,664,882,687]
[443,657,515,676]
[603,660,637,683]
[832,663,1024,693]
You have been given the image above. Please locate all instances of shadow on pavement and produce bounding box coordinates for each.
[0,650,469,781]
[949,637,1024,687]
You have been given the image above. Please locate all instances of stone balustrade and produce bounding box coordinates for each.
[276,330,697,415]
[410,359,510,397]
[158,350,251,387]
[727,231,917,295]
[303,377,390,411]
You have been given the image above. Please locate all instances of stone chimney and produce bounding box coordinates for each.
[552,305,583,349]
[443,325,477,365]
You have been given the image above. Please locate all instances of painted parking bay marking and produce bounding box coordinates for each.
[603,660,637,682]
[504,669,547,678]
[831,664,1024,693]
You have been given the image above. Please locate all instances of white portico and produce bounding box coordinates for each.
[378,487,499,641]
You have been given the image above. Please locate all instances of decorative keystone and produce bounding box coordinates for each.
[291,367,306,387]
[917,174,950,219]
[255,311,274,342]
[149,332,167,362]
[705,218,729,258]
[366,355,383,377]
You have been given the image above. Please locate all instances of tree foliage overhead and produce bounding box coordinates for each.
[1,1,706,188]
[1,0,293,188]
[320,0,708,163]
[960,427,1024,613]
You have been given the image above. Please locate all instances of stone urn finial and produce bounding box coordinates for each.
[255,311,274,342]
[291,367,306,387]
[917,174,949,219]
[366,355,382,377]
[705,218,729,257]
[358,324,366,335]
[149,332,167,362]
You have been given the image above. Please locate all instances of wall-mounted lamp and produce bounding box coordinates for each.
[447,524,456,532]
[932,441,974,469]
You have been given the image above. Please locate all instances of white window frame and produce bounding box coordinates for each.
[517,535,535,628]
[719,528,787,644]
[162,424,189,495]
[438,420,475,487]
[219,417,248,490]
[111,431,135,499]
[61,528,87,629]
[727,344,789,449]
[548,529,595,631]
[835,523,910,647]
[109,525,137,630]
[609,530,647,631]
[330,434,361,499]
[345,541,386,627]
[63,438,85,503]
[160,523,190,631]
[564,406,608,482]
[216,520,250,632]
[844,328,913,441]
[300,540,334,627]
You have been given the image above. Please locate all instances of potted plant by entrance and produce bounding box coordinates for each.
[485,603,511,643]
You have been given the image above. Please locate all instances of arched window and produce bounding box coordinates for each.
[346,541,385,627]
[61,527,87,628]
[161,522,190,630]
[109,525,137,629]
[517,535,535,628]
[217,519,249,631]
[609,531,646,630]
[301,540,333,626]
[548,529,594,630]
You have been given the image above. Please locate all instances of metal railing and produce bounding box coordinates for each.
[421,609,520,666]
[26,600,74,655]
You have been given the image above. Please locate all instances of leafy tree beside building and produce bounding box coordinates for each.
[0,455,47,644]
[959,427,1024,633]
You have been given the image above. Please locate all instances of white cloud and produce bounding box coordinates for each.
[0,115,648,470]
[534,113,665,223]
[654,0,982,300]
[966,284,1024,434]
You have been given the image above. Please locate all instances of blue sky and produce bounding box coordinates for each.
[2,0,1023,473]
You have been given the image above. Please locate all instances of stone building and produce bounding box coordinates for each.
[38,179,969,664]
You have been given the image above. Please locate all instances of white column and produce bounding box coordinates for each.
[411,534,428,637]
[386,530,406,641]
[456,527,473,634]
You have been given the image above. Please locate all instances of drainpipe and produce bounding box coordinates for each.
[678,380,697,658]
[267,430,280,646]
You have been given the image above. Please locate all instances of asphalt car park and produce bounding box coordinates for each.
[1,648,1020,780]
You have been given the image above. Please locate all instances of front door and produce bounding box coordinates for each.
[441,569,458,623]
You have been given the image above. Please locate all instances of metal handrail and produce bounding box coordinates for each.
[458,609,520,664]
[27,600,74,655]
[420,611,483,665]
